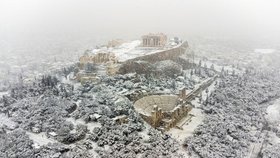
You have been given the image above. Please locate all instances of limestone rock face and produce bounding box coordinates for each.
[118,61,155,75]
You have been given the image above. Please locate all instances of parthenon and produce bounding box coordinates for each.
[142,33,167,47]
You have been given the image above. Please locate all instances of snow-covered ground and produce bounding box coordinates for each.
[168,107,204,143]
[254,49,276,54]
[138,123,151,143]
[89,40,182,62]
[26,132,56,148]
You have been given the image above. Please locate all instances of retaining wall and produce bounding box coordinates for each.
[125,41,189,64]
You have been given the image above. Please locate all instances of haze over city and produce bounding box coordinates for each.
[1,0,280,52]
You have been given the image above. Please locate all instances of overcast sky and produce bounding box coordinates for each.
[1,0,280,44]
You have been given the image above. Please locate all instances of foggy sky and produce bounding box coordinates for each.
[1,0,280,44]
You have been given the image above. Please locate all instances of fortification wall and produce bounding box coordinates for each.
[125,41,189,64]
[117,41,189,75]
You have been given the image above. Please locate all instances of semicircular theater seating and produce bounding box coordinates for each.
[134,95,178,116]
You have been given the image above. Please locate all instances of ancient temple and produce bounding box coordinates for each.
[142,33,167,47]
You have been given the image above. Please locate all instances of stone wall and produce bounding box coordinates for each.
[118,41,189,75]
[164,105,192,131]
[125,41,189,64]
[136,102,192,131]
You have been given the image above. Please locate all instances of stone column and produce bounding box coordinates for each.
[179,88,187,99]
[145,39,147,46]
[157,38,159,46]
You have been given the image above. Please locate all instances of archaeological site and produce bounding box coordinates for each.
[2,2,280,157]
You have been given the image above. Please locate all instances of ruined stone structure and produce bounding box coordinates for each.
[77,36,190,79]
[142,33,167,47]
[75,72,100,84]
[107,39,124,48]
[77,50,120,81]
[133,76,218,131]
[78,51,119,76]
[79,51,117,69]
[183,75,218,101]
[134,93,192,131]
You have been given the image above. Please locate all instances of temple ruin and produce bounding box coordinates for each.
[142,33,167,47]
